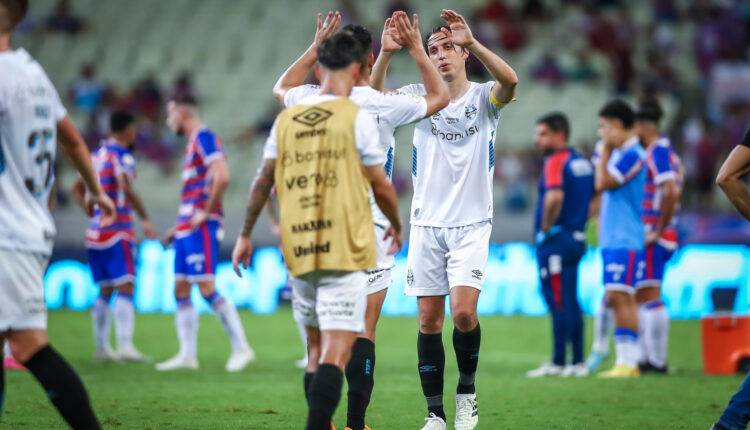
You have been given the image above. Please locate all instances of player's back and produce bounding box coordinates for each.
[0,48,67,255]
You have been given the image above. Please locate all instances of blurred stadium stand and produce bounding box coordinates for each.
[12,0,750,249]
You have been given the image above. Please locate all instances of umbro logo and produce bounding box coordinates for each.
[471,269,483,280]
[407,269,414,286]
[292,107,333,127]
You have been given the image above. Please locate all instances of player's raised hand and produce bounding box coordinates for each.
[87,191,116,227]
[393,11,423,51]
[381,16,403,53]
[440,9,475,48]
[232,235,254,277]
[383,225,403,255]
[313,11,341,47]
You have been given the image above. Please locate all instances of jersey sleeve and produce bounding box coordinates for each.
[262,118,279,160]
[355,110,386,166]
[607,148,643,184]
[379,91,428,128]
[395,84,427,98]
[649,145,676,185]
[40,72,67,121]
[196,130,225,165]
[283,84,320,108]
[544,151,569,189]
[480,81,508,120]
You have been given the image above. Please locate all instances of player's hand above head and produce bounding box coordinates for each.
[383,225,403,255]
[440,9,475,48]
[87,192,116,227]
[142,219,158,240]
[232,235,254,277]
[313,10,341,47]
[381,16,403,53]
[393,11,423,51]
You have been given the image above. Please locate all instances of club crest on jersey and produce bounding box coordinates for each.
[465,104,477,119]
[431,112,441,121]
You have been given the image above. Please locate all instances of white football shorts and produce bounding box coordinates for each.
[0,249,49,332]
[290,270,367,333]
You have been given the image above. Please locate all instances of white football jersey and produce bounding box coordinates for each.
[399,81,502,227]
[0,48,67,255]
[284,85,427,226]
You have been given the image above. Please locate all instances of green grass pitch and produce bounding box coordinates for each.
[2,308,743,429]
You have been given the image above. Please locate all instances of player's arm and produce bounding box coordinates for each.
[57,117,115,224]
[272,11,340,103]
[265,198,280,235]
[595,143,621,191]
[192,158,229,228]
[392,12,449,116]
[541,190,564,232]
[370,15,401,92]
[717,145,750,221]
[121,174,157,239]
[232,158,276,276]
[441,9,518,104]
[363,165,402,254]
[70,177,87,212]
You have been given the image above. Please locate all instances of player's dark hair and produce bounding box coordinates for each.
[599,99,635,129]
[340,24,372,66]
[0,0,28,31]
[110,111,135,134]
[170,93,198,107]
[317,33,364,71]
[537,112,570,140]
[635,97,664,124]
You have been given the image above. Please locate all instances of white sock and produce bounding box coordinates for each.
[3,341,11,357]
[614,327,639,367]
[92,296,112,351]
[592,300,612,355]
[296,318,308,357]
[114,294,135,351]
[644,300,669,367]
[175,300,198,359]
[637,305,648,364]
[212,297,250,353]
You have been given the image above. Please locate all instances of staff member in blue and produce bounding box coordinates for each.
[713,127,750,430]
[527,112,595,378]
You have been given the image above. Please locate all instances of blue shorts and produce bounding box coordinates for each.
[174,221,220,282]
[637,243,675,288]
[87,240,136,287]
[601,248,644,294]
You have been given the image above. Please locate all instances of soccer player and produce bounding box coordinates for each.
[713,127,750,430]
[634,98,682,373]
[71,111,155,362]
[527,113,594,378]
[156,95,254,372]
[0,0,115,427]
[593,100,646,378]
[371,9,518,430]
[272,11,449,430]
[232,32,403,430]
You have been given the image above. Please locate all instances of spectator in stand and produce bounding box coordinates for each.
[69,63,105,114]
[531,53,564,86]
[521,0,547,21]
[130,73,163,123]
[45,0,84,35]
[567,51,600,83]
[384,0,411,17]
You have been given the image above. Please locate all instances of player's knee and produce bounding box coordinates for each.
[451,308,478,332]
[117,283,134,296]
[419,313,444,334]
[197,282,216,298]
[8,334,48,363]
[174,282,191,298]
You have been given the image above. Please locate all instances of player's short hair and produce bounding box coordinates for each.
[170,93,199,107]
[0,0,28,32]
[599,99,635,129]
[635,97,664,124]
[110,110,135,134]
[537,112,570,140]
[317,33,363,71]
[340,23,372,65]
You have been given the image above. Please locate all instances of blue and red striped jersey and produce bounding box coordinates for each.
[642,137,682,248]
[175,127,224,237]
[85,139,136,248]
